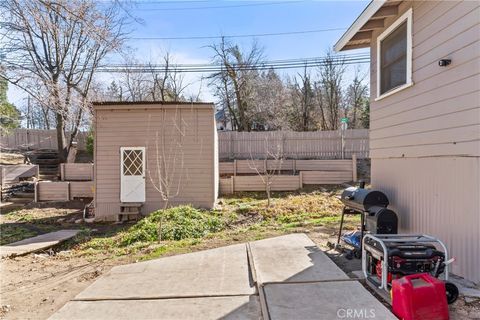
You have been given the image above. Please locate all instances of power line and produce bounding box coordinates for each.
[95,55,370,73]
[133,1,303,11]
[131,27,347,40]
[3,54,370,74]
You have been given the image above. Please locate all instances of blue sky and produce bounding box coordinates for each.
[8,0,371,104]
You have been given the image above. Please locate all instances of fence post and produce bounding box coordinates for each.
[60,163,65,181]
[233,160,237,176]
[66,182,71,201]
[230,175,235,194]
[230,132,234,160]
[299,171,303,188]
[34,181,39,202]
[352,154,358,182]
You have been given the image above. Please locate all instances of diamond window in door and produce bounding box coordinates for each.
[123,149,143,176]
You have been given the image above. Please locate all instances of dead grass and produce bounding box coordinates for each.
[0,152,25,165]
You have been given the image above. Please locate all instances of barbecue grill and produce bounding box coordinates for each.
[337,184,398,256]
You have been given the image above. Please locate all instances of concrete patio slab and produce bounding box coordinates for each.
[262,281,396,320]
[249,233,348,284]
[0,230,80,258]
[76,243,254,300]
[49,295,261,320]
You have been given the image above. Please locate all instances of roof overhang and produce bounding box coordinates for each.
[334,0,402,52]
[92,101,215,110]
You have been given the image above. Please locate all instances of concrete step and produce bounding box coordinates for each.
[34,159,59,165]
[39,175,59,181]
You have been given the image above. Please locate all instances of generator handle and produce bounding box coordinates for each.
[362,234,390,290]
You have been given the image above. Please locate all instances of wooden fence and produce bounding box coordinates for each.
[35,181,94,201]
[218,129,368,160]
[1,129,87,150]
[219,158,356,176]
[2,129,368,160]
[36,163,94,201]
[60,163,94,181]
[219,157,357,194]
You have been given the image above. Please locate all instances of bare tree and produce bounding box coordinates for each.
[345,68,368,128]
[209,38,264,132]
[1,0,128,161]
[285,65,316,131]
[317,52,346,130]
[147,108,193,241]
[248,135,284,207]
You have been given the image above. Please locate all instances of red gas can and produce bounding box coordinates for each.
[391,273,449,320]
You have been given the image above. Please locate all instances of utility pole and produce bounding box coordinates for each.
[340,117,348,159]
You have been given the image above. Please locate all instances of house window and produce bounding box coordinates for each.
[377,8,412,99]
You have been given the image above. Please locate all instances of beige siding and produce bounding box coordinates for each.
[368,1,480,282]
[369,1,480,158]
[94,104,217,220]
[372,157,480,283]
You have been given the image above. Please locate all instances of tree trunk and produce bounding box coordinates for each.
[56,113,67,162]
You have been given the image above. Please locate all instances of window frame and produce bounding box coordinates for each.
[376,8,413,101]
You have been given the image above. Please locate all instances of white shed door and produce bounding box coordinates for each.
[120,147,146,203]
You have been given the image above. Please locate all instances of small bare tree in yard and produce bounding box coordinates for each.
[248,135,284,207]
[146,109,193,241]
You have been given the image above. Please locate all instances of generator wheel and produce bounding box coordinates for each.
[445,282,459,304]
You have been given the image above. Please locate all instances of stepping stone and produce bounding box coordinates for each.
[249,233,348,284]
[0,230,81,258]
[50,296,261,320]
[75,243,255,300]
[262,281,396,320]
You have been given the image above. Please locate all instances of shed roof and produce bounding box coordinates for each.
[92,101,215,110]
[334,0,402,52]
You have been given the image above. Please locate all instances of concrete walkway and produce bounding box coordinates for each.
[0,230,80,258]
[50,233,395,320]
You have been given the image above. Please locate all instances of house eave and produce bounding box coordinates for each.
[334,0,386,52]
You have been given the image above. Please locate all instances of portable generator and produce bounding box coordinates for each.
[362,234,458,304]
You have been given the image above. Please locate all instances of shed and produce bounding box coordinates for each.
[335,0,480,283]
[93,101,218,221]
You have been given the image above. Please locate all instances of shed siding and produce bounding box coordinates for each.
[369,1,480,282]
[94,104,217,220]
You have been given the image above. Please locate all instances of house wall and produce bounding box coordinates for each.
[94,103,217,220]
[369,1,480,282]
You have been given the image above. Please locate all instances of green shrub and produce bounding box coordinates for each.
[120,205,224,245]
